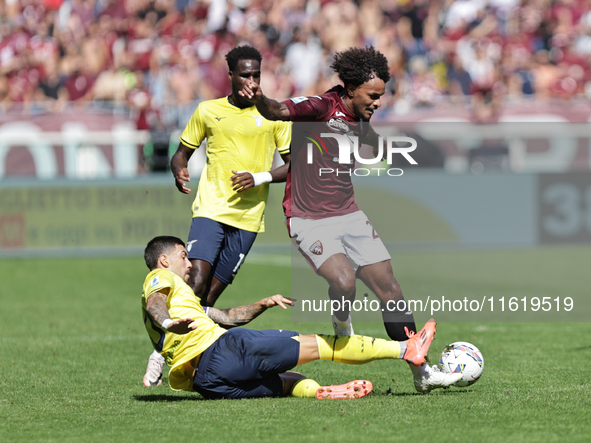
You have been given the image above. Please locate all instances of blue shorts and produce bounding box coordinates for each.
[193,328,300,400]
[187,217,258,284]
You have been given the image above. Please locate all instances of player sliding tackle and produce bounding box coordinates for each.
[238,45,460,392]
[141,236,461,399]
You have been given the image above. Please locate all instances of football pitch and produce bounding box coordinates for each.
[1,245,590,442]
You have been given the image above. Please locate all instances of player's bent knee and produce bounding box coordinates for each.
[329,277,356,298]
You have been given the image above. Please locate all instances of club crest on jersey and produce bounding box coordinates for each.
[326,118,350,133]
[309,240,323,255]
[150,276,160,288]
[251,115,264,127]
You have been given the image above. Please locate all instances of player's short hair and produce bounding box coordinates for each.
[144,236,185,270]
[330,46,390,88]
[225,45,262,72]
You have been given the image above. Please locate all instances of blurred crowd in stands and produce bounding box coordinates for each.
[2,0,591,127]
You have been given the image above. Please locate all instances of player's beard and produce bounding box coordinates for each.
[363,107,377,122]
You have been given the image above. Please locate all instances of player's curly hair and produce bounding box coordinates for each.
[144,236,185,270]
[225,45,262,71]
[330,46,390,87]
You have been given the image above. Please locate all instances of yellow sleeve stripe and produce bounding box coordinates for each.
[278,144,291,154]
[179,137,200,149]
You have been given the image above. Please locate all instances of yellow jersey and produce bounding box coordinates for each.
[180,97,291,233]
[141,268,227,391]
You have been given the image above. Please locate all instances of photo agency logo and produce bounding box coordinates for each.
[304,129,419,176]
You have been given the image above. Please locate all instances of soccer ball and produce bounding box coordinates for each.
[439,341,484,387]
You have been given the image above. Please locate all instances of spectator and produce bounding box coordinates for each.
[284,24,322,95]
[1,0,591,121]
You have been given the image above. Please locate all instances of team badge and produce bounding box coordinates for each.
[150,276,160,288]
[309,240,323,255]
[326,118,350,133]
[250,115,264,127]
[187,240,197,252]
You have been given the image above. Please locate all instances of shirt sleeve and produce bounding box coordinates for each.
[274,121,292,155]
[283,95,330,122]
[144,270,175,300]
[179,103,206,149]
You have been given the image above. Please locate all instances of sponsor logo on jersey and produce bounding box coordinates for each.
[290,96,308,104]
[150,276,160,288]
[326,118,350,133]
[309,240,323,255]
[335,111,346,117]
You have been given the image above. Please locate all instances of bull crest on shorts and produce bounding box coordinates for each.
[309,240,323,255]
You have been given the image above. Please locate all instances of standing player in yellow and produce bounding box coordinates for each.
[143,46,291,387]
[141,236,458,399]
[172,45,291,307]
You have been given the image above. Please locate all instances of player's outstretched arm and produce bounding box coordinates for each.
[230,153,291,192]
[170,142,195,194]
[238,80,291,121]
[207,294,294,328]
[146,290,197,335]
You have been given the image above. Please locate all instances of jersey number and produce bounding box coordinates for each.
[233,253,246,273]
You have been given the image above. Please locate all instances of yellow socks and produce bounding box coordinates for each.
[315,334,401,364]
[291,378,322,398]
[291,335,401,397]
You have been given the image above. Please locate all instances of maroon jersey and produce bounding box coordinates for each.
[283,86,365,219]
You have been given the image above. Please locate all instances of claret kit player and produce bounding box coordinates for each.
[240,45,459,393]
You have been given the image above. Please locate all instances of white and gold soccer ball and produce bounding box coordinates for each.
[439,341,484,387]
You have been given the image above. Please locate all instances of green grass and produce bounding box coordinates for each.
[1,246,590,442]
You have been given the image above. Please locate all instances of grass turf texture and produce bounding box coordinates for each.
[1,246,590,442]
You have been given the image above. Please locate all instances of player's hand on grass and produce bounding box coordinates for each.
[261,295,295,310]
[173,167,192,194]
[166,318,197,335]
[231,170,255,192]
